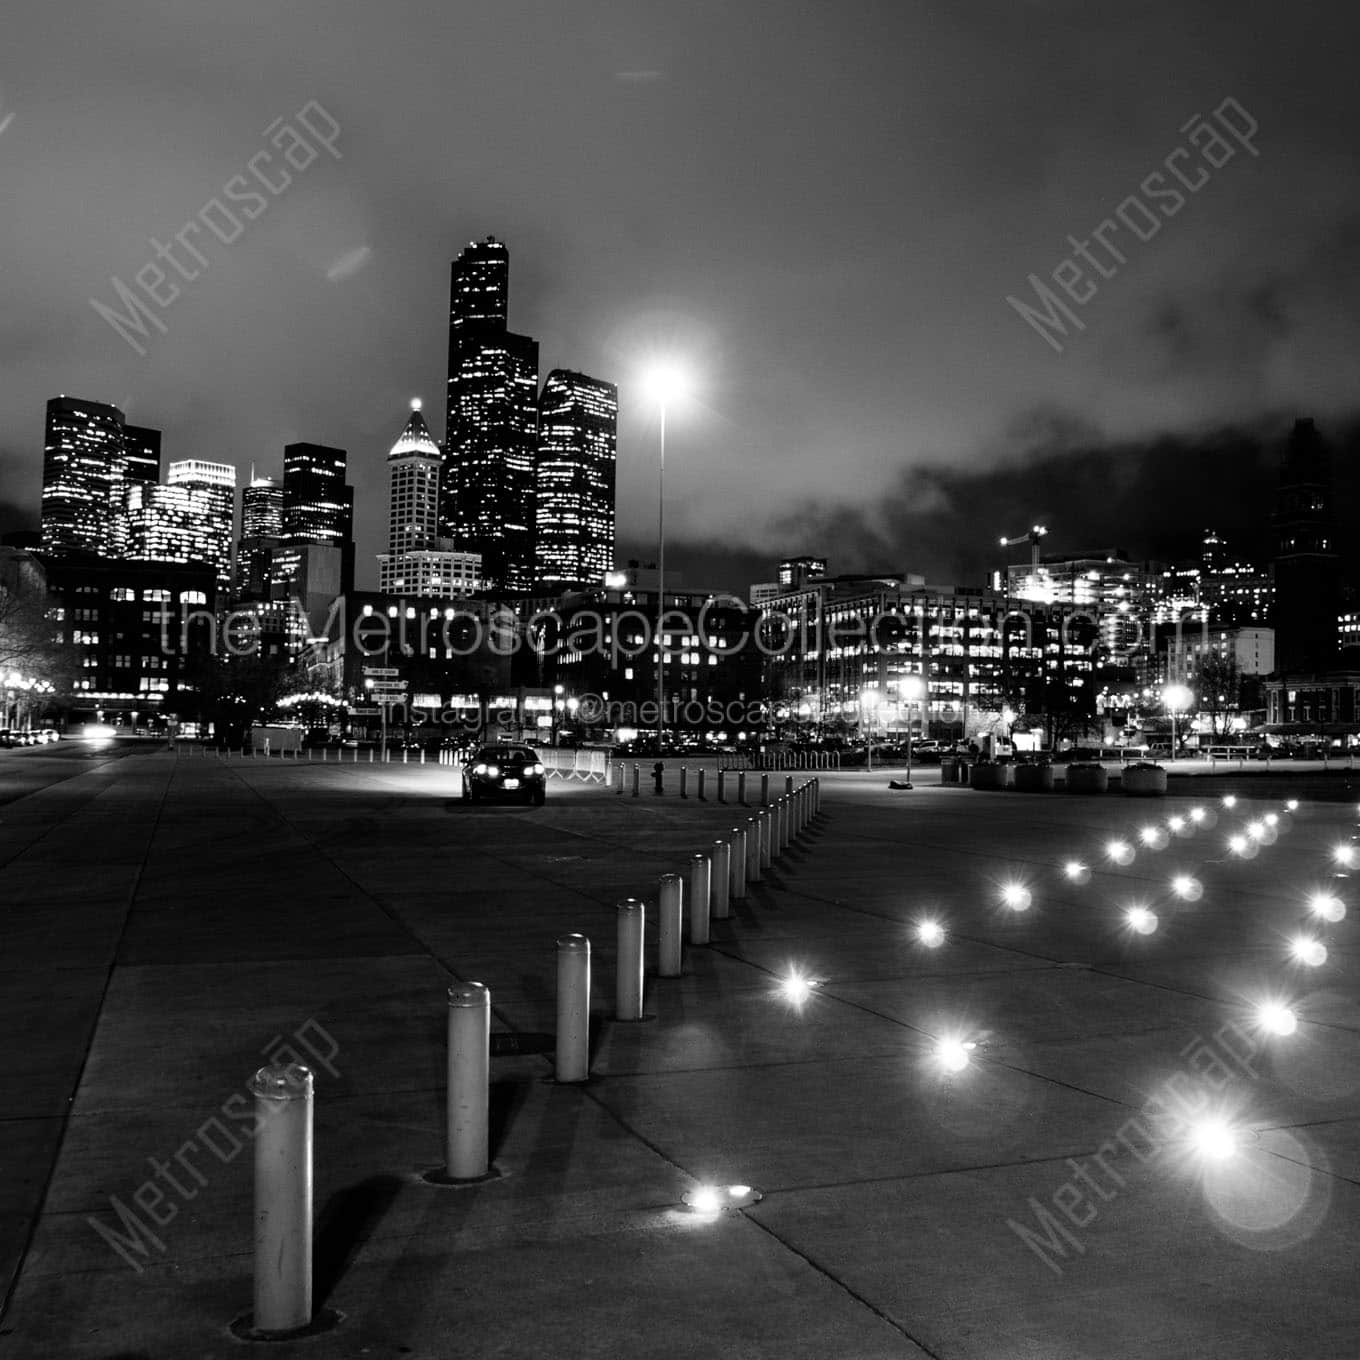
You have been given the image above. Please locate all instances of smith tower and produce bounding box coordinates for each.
[1273,417,1340,673]
[442,236,539,593]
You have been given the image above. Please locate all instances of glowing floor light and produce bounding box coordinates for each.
[1063,861,1090,884]
[1171,874,1202,902]
[1246,820,1266,840]
[1139,825,1167,849]
[1256,1001,1298,1036]
[1168,815,1186,834]
[686,1184,724,1214]
[1264,813,1279,828]
[935,1038,974,1073]
[916,919,946,948]
[1189,807,1207,824]
[1308,892,1346,923]
[1228,835,1249,856]
[1222,795,1238,809]
[1189,1118,1239,1161]
[1289,936,1328,967]
[1285,799,1299,812]
[1000,883,1032,912]
[1125,906,1159,935]
[779,971,815,1005]
[1105,839,1134,866]
[1333,845,1356,868]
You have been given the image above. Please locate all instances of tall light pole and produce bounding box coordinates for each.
[1164,683,1192,761]
[642,366,689,752]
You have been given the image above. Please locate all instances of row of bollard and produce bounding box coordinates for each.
[241,771,823,1339]
[613,764,798,809]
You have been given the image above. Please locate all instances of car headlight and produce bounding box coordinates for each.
[473,763,488,775]
[531,763,544,775]
[486,765,499,779]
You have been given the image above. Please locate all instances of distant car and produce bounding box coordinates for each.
[462,743,547,806]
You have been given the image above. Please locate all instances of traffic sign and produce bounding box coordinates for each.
[363,667,400,677]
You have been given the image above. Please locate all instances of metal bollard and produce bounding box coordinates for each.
[555,934,590,1082]
[249,1062,313,1335]
[717,768,726,802]
[369,748,374,763]
[616,764,625,795]
[759,809,773,870]
[730,826,748,900]
[697,768,706,801]
[711,839,731,919]
[786,775,794,797]
[777,798,788,853]
[446,982,490,1180]
[761,773,770,806]
[658,875,683,978]
[632,764,640,797]
[420,749,426,765]
[403,748,408,765]
[747,816,763,883]
[680,766,688,799]
[616,900,646,1017]
[738,771,747,805]
[689,854,711,945]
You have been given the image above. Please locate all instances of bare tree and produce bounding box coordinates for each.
[0,551,62,679]
[1196,648,1242,737]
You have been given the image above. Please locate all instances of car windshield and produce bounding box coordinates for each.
[475,747,535,762]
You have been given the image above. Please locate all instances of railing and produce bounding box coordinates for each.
[717,750,842,771]
[539,748,611,783]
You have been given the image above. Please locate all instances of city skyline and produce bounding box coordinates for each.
[3,2,1360,590]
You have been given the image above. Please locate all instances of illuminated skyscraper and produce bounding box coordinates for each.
[40,396,128,555]
[535,370,617,588]
[123,460,236,590]
[237,476,284,598]
[281,442,355,591]
[378,400,480,598]
[442,237,539,593]
[122,425,162,486]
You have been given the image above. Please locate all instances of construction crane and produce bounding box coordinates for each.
[999,523,1049,570]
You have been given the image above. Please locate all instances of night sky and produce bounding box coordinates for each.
[2,0,1358,590]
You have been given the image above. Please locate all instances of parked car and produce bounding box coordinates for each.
[462,743,547,806]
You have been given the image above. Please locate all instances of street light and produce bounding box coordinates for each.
[899,674,925,786]
[1163,683,1193,761]
[641,364,691,752]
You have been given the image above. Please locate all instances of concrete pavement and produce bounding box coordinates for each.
[1,752,1357,1357]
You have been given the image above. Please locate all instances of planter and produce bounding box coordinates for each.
[970,762,1015,790]
[1122,764,1168,796]
[1014,764,1055,792]
[1064,763,1109,794]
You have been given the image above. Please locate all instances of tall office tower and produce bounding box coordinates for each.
[40,396,128,555]
[122,426,162,486]
[124,466,235,590]
[534,370,618,588]
[237,476,285,598]
[442,236,539,592]
[378,400,481,597]
[281,442,355,591]
[167,460,236,590]
[1273,417,1341,673]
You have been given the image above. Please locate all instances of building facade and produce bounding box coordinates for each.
[534,370,618,589]
[237,477,284,598]
[40,397,128,556]
[281,442,355,591]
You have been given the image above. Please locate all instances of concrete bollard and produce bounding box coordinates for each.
[759,809,773,870]
[632,764,640,797]
[738,771,747,805]
[711,839,731,919]
[446,983,490,1180]
[717,768,726,802]
[747,816,763,883]
[249,1062,313,1336]
[786,775,794,797]
[403,748,408,765]
[555,934,590,1082]
[730,827,748,901]
[680,766,688,799]
[616,900,646,1018]
[777,797,789,852]
[658,875,683,977]
[689,853,711,946]
[761,773,770,806]
[697,768,706,801]
[616,764,625,795]
[369,748,374,763]
[420,749,426,765]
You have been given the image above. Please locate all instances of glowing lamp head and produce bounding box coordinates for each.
[1257,1002,1298,1036]
[640,363,692,409]
[935,1038,973,1073]
[916,919,946,948]
[1000,884,1032,912]
[1125,906,1158,935]
[1290,936,1328,967]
